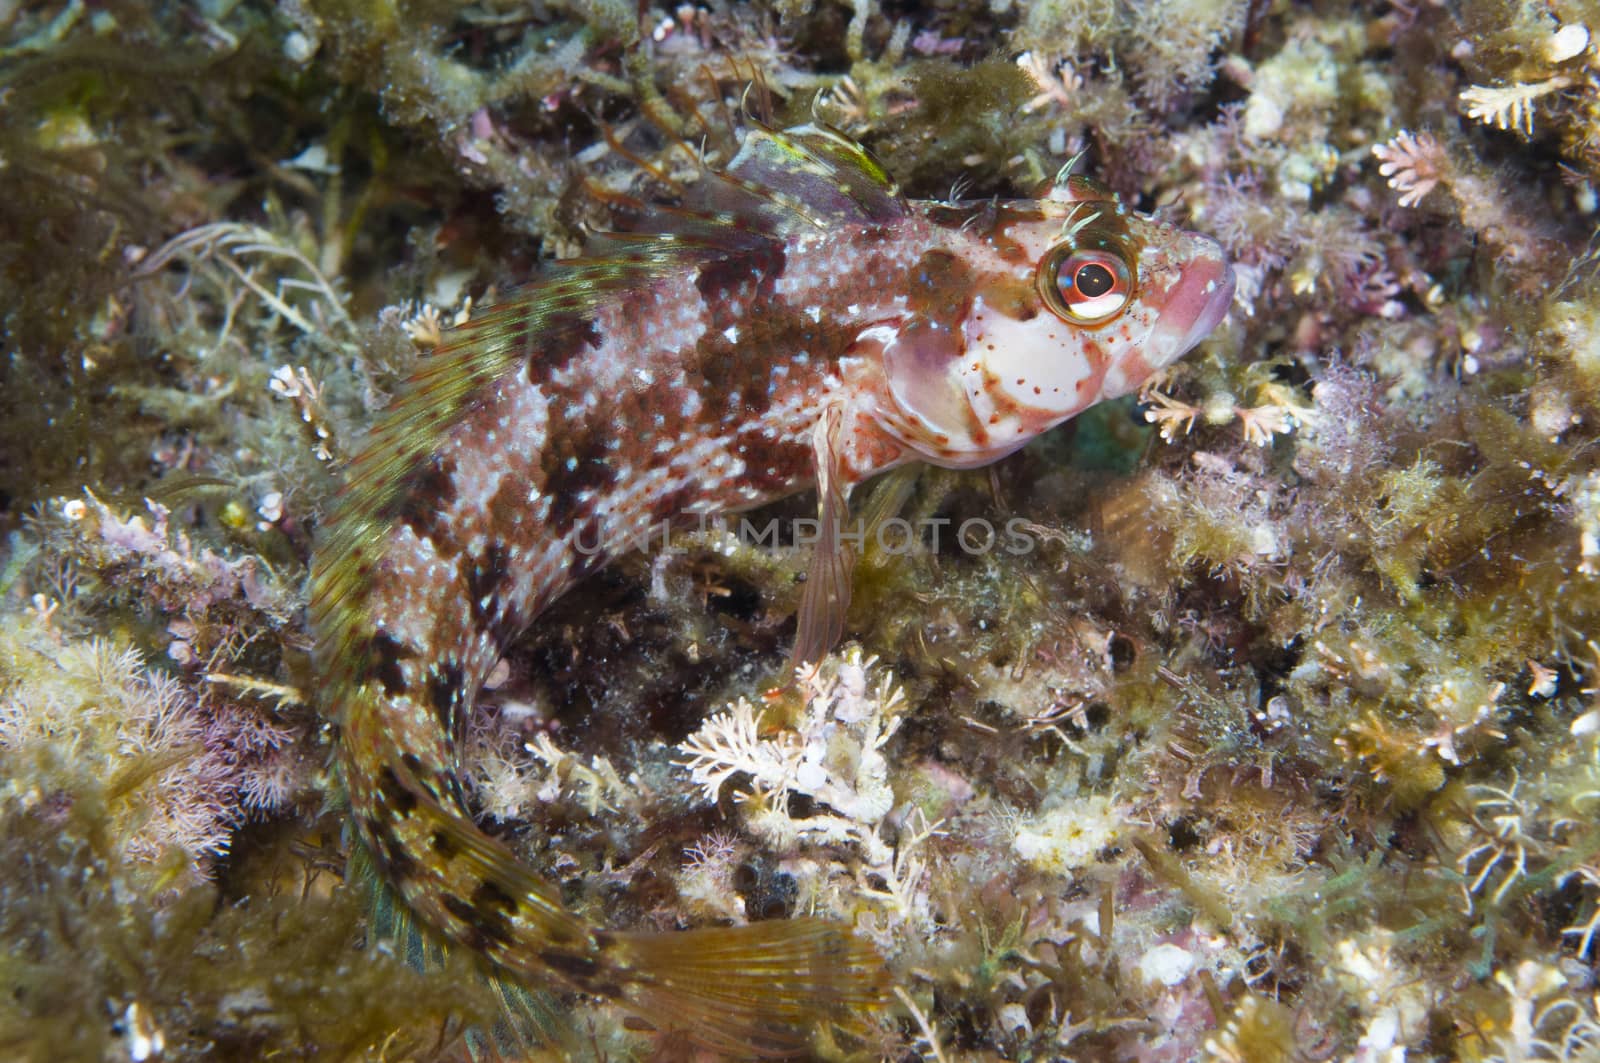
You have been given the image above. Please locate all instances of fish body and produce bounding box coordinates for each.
[311,125,1233,1055]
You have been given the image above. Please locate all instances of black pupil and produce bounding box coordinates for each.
[1074,262,1115,298]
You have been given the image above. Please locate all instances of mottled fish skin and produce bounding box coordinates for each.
[311,125,1233,1056]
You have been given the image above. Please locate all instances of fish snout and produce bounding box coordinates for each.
[1148,246,1235,368]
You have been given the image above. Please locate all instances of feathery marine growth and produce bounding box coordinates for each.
[309,122,1234,1055]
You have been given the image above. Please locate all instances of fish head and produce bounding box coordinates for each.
[875,177,1234,468]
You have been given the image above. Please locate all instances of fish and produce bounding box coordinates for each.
[309,122,1234,1057]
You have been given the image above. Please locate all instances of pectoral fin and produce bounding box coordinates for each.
[792,404,855,670]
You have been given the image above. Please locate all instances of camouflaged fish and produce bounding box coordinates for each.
[310,123,1234,1056]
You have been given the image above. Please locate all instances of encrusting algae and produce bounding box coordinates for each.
[310,121,1233,1055]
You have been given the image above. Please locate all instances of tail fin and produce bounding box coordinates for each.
[350,766,887,1057]
[348,837,580,1061]
[607,919,888,1057]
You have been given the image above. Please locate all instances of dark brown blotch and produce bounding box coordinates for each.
[540,427,617,534]
[555,311,603,352]
[369,631,414,696]
[684,300,856,430]
[472,879,518,915]
[696,241,786,327]
[524,310,602,381]
[392,453,458,538]
[483,471,532,538]
[465,541,513,628]
[367,820,419,881]
[426,661,466,742]
[906,249,976,319]
[443,893,514,948]
[977,270,1041,321]
[539,949,602,982]
[690,331,775,424]
[397,751,463,810]
[377,765,419,816]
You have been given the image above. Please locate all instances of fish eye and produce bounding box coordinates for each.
[1039,245,1135,326]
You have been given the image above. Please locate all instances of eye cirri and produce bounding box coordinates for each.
[1040,244,1135,326]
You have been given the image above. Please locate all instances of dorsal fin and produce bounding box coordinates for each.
[596,121,905,244]
[691,122,905,233]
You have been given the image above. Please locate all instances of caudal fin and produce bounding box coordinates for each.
[608,918,887,1057]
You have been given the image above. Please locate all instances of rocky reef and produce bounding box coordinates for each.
[4,0,1600,1059]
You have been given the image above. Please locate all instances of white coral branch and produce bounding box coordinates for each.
[678,698,804,804]
[1460,77,1572,136]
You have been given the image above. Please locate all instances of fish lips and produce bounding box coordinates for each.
[1149,253,1236,365]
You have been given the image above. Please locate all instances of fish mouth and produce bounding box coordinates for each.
[1150,250,1236,365]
